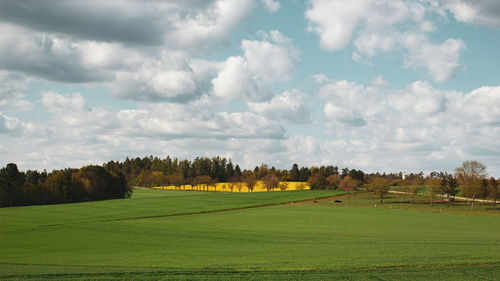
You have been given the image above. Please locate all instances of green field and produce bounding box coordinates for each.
[1,189,500,280]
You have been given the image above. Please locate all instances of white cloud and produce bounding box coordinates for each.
[315,75,500,174]
[305,0,466,83]
[212,56,263,100]
[441,0,500,27]
[212,30,298,101]
[41,91,89,112]
[0,91,289,170]
[168,0,257,53]
[261,0,280,12]
[77,41,138,69]
[306,0,367,51]
[0,0,259,102]
[324,103,367,127]
[247,89,312,124]
[403,36,466,83]
[150,71,197,99]
[392,81,448,116]
[39,91,285,141]
[111,51,218,102]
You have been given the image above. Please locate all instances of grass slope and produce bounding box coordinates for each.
[1,189,500,280]
[0,189,348,232]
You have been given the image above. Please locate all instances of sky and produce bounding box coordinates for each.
[0,0,499,176]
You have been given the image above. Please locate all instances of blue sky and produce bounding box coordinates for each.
[0,0,499,176]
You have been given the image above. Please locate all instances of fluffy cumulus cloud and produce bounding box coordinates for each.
[316,76,500,173]
[0,0,259,101]
[39,92,285,140]
[212,30,298,101]
[306,0,467,83]
[0,1,295,102]
[441,0,500,27]
[0,91,290,170]
[247,89,312,124]
[402,35,466,83]
[111,51,217,102]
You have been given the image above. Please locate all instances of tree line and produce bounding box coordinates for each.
[1,156,498,209]
[101,156,369,190]
[364,161,499,209]
[0,163,131,207]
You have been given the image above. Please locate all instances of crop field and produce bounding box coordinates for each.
[152,181,309,192]
[1,189,500,280]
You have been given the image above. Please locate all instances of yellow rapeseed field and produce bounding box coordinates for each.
[152,181,309,192]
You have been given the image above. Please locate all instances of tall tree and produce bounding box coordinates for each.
[455,161,488,209]
[290,163,300,181]
[439,173,458,202]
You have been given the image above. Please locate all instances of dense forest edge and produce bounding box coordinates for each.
[0,156,498,208]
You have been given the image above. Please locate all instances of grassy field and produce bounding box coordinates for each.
[1,189,500,280]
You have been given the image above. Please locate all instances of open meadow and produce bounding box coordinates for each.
[1,189,500,280]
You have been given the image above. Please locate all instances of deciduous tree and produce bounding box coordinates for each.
[369,177,390,203]
[455,161,488,209]
[242,171,257,192]
[487,177,499,208]
[262,173,279,192]
[425,177,441,206]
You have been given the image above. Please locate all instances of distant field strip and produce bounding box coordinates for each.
[151,181,309,192]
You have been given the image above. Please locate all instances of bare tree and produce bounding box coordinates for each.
[455,161,488,209]
[242,171,257,192]
[425,177,441,206]
[370,177,390,204]
[406,176,423,204]
[262,173,279,192]
[228,175,239,192]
